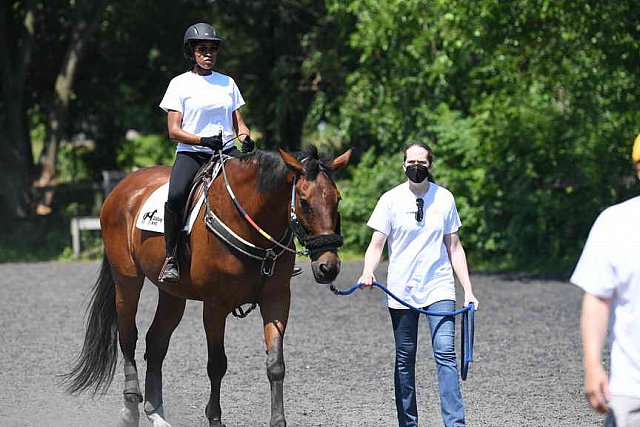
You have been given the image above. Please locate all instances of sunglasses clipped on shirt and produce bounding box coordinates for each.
[415,198,424,223]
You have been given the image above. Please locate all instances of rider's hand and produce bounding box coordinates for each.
[241,135,255,153]
[200,131,223,151]
[464,291,479,310]
[357,272,376,289]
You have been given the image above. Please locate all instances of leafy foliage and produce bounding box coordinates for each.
[3,0,639,273]
[339,148,404,250]
[117,134,175,169]
[312,0,640,273]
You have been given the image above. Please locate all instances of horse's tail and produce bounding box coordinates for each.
[61,255,118,396]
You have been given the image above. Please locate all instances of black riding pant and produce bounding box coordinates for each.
[167,148,241,213]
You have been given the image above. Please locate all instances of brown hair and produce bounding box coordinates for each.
[403,141,435,183]
[403,141,434,164]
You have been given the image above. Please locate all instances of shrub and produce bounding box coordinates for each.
[339,148,404,253]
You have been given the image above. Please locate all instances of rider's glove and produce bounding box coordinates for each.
[199,131,223,151]
[241,136,255,153]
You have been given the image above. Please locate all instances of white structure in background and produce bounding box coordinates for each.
[70,170,128,257]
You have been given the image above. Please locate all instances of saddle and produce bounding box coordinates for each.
[165,154,224,268]
[135,154,232,234]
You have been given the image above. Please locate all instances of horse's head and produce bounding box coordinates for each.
[278,147,352,284]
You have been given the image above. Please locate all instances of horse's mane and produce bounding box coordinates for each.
[238,146,335,193]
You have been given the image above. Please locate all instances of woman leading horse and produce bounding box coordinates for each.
[63,146,351,427]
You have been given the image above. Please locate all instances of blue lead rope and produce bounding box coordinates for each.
[329,281,475,381]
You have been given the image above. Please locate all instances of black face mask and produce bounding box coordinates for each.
[405,164,430,183]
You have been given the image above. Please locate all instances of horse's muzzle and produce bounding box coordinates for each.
[310,251,341,284]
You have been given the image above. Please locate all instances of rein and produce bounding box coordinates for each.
[219,151,306,256]
[201,153,292,318]
[204,146,343,318]
[217,151,343,258]
[329,281,475,380]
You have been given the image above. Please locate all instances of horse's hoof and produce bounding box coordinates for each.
[205,403,224,426]
[117,405,140,427]
[147,412,172,427]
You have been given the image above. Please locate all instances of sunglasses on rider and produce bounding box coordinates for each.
[416,198,424,223]
[194,45,218,54]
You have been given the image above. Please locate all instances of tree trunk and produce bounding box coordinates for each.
[0,0,36,218]
[34,0,107,214]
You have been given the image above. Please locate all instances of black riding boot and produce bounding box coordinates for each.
[159,203,181,283]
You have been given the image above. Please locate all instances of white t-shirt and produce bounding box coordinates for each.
[367,181,461,309]
[159,71,245,153]
[570,195,640,398]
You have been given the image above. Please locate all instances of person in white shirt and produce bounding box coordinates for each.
[358,142,479,427]
[571,134,640,426]
[157,22,253,283]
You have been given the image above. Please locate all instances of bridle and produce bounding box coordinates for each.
[205,151,343,318]
[223,152,342,255]
[204,151,343,268]
[289,171,343,257]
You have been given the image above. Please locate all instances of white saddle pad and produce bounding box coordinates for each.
[135,182,204,234]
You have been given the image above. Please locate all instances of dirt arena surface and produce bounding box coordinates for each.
[0,260,603,426]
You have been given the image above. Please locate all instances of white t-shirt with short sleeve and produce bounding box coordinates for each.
[367,181,461,309]
[159,71,245,153]
[570,195,640,398]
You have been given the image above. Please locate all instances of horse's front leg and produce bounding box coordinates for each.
[260,293,290,427]
[143,290,186,427]
[203,303,228,427]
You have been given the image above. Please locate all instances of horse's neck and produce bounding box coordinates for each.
[228,161,290,227]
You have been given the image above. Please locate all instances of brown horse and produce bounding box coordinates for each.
[63,147,351,427]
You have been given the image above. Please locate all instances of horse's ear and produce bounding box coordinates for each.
[332,148,352,172]
[278,148,305,175]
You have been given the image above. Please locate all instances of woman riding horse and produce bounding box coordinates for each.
[63,146,351,427]
[159,22,253,283]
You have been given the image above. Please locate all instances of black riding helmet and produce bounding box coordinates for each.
[183,23,222,65]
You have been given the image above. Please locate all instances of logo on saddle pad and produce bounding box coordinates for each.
[135,182,203,234]
[141,209,162,227]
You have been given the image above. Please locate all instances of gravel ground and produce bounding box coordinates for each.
[0,261,603,427]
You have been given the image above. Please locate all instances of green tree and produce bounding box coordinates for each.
[1,0,334,220]
[209,0,329,150]
[314,0,640,271]
[0,0,37,217]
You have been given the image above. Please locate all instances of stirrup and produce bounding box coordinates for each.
[291,266,303,277]
[158,257,180,283]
